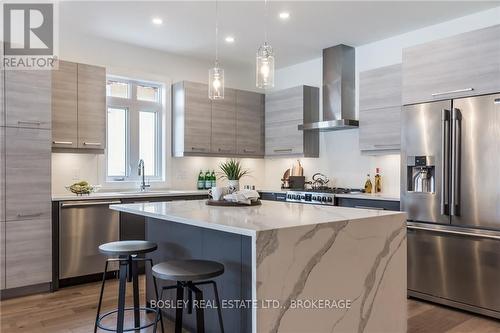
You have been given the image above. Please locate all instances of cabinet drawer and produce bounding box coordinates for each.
[5,70,51,129]
[5,127,51,221]
[402,25,500,105]
[5,219,52,288]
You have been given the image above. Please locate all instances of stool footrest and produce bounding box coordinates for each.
[96,307,160,332]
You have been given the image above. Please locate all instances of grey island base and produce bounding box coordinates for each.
[111,200,407,333]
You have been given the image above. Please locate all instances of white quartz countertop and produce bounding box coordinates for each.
[52,190,208,201]
[110,200,405,236]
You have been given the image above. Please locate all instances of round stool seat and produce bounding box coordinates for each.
[98,240,158,256]
[152,259,224,281]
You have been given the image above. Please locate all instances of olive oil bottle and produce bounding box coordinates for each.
[374,168,382,193]
[364,174,373,194]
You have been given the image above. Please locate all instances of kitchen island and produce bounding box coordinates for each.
[111,200,407,333]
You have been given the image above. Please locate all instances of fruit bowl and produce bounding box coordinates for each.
[65,181,101,195]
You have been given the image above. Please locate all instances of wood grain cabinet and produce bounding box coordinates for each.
[5,127,51,222]
[52,60,78,148]
[77,63,106,150]
[172,81,265,157]
[402,24,500,105]
[211,88,236,154]
[359,64,402,152]
[5,70,51,129]
[5,219,51,289]
[51,61,106,151]
[265,85,319,157]
[236,90,265,157]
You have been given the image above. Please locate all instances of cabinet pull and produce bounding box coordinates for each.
[243,149,256,153]
[354,205,385,210]
[274,148,293,153]
[18,120,42,125]
[191,147,206,151]
[218,148,232,153]
[17,212,43,218]
[61,200,121,208]
[83,142,102,146]
[373,144,400,149]
[431,88,473,97]
[53,141,73,145]
[407,224,500,241]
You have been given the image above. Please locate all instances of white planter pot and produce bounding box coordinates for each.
[227,179,240,192]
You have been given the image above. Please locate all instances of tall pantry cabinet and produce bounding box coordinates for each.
[1,67,52,293]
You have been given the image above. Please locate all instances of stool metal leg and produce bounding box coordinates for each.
[175,281,184,333]
[194,281,224,333]
[116,259,128,333]
[94,260,109,333]
[131,258,141,331]
[188,283,205,333]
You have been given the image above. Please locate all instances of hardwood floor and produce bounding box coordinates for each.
[1,278,500,332]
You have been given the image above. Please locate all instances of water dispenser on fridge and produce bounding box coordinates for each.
[406,156,435,193]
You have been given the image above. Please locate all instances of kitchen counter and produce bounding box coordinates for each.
[51,189,208,201]
[110,200,407,333]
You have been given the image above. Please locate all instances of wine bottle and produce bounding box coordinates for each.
[204,170,212,189]
[197,170,205,190]
[211,171,217,187]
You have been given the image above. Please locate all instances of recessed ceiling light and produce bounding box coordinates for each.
[279,12,290,20]
[152,17,163,25]
[225,36,235,43]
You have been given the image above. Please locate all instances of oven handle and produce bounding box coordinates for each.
[60,200,121,208]
[407,225,500,241]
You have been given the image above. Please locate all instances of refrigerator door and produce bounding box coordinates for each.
[451,94,500,230]
[401,100,452,224]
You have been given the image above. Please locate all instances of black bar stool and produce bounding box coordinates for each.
[152,259,225,333]
[95,240,164,333]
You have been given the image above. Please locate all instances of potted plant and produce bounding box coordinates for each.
[219,159,249,191]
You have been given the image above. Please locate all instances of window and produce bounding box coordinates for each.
[106,76,163,181]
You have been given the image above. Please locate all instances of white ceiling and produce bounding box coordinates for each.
[60,1,500,69]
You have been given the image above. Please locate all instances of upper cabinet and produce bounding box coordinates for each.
[51,61,106,151]
[265,86,319,157]
[52,61,78,148]
[5,70,51,129]
[77,63,106,150]
[172,81,265,158]
[402,24,500,105]
[359,64,402,152]
[236,90,265,157]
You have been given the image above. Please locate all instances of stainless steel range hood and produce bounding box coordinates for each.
[299,44,358,131]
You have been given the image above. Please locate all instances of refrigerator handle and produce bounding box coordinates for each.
[441,109,451,215]
[451,108,462,216]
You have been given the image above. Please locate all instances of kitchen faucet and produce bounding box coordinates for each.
[138,159,150,192]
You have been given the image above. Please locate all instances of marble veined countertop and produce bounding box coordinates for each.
[110,200,405,236]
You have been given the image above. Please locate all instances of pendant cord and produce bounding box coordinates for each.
[264,0,268,43]
[215,0,219,64]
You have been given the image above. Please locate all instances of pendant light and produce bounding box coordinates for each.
[209,0,224,100]
[256,0,274,88]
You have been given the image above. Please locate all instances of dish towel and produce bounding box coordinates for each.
[223,189,260,205]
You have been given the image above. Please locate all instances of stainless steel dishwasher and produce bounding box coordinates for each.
[59,200,121,279]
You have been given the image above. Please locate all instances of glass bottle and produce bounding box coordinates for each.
[197,170,205,190]
[364,174,373,194]
[211,171,217,187]
[374,168,382,193]
[204,170,212,189]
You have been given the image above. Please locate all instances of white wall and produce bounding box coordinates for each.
[52,7,500,195]
[264,6,500,194]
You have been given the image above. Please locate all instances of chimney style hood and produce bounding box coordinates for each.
[299,44,358,131]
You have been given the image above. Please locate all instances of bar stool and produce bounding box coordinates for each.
[94,240,164,333]
[153,259,225,333]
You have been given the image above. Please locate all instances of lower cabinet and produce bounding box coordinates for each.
[0,223,5,290]
[336,197,400,211]
[5,219,52,289]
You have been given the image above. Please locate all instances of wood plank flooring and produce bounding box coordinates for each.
[1,278,500,332]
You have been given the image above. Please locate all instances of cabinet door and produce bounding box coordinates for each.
[77,64,106,149]
[52,61,78,148]
[0,221,4,289]
[184,81,212,154]
[265,86,304,156]
[5,70,51,129]
[359,106,401,151]
[0,68,4,127]
[403,25,500,105]
[0,127,4,223]
[211,88,236,154]
[360,64,401,110]
[5,127,51,221]
[236,90,264,156]
[5,219,51,288]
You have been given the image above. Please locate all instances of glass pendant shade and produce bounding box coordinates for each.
[256,42,275,88]
[209,63,224,100]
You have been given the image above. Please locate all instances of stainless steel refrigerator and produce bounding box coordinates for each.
[401,93,500,318]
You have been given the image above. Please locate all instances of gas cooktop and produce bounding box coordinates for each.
[285,188,364,205]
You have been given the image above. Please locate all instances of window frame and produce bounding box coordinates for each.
[106,75,163,182]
